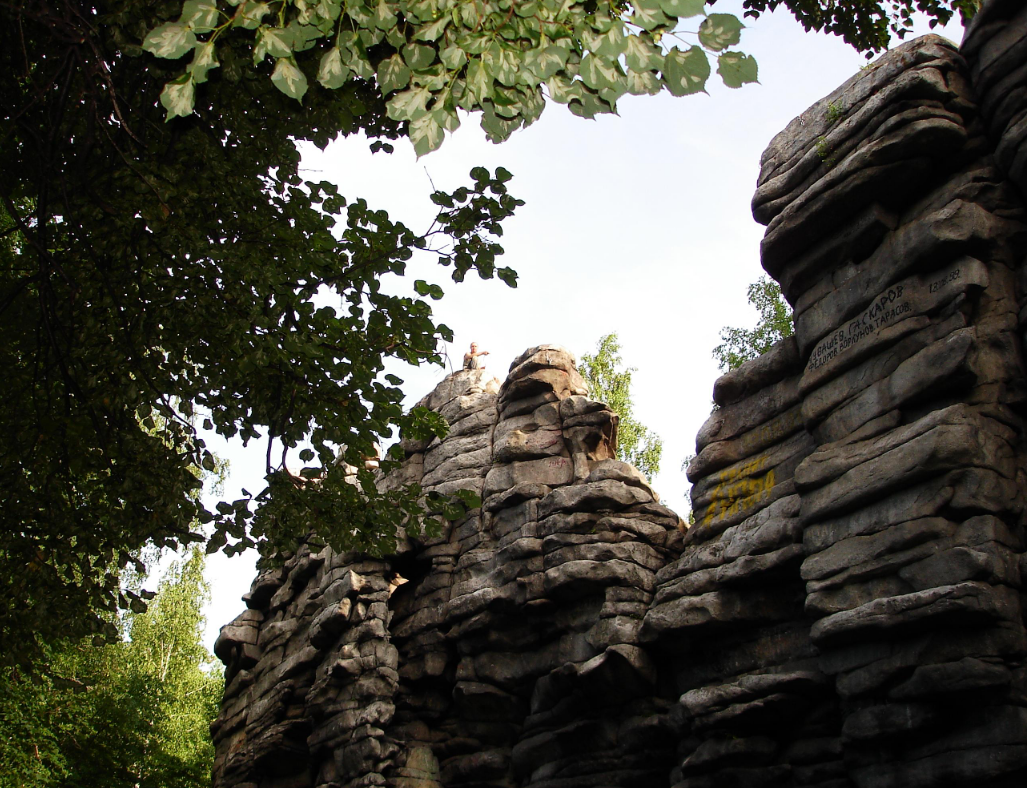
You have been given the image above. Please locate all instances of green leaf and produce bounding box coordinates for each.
[234,1,270,29]
[316,0,343,21]
[287,20,324,52]
[372,0,397,29]
[339,33,374,79]
[254,26,295,64]
[580,53,623,93]
[568,87,612,119]
[546,73,583,105]
[630,0,672,31]
[432,106,460,133]
[698,13,743,52]
[460,32,491,56]
[481,101,522,142]
[386,25,406,47]
[187,41,220,83]
[160,74,196,119]
[440,44,467,70]
[403,42,436,70]
[591,24,628,59]
[181,0,221,33]
[464,58,491,105]
[589,12,616,33]
[411,63,448,91]
[415,16,449,41]
[657,0,706,17]
[626,68,661,95]
[457,2,477,28]
[401,0,433,22]
[143,22,197,59]
[271,57,309,100]
[624,34,662,72]
[410,113,445,156]
[662,45,710,96]
[377,54,411,95]
[299,448,315,461]
[519,85,545,126]
[514,0,539,17]
[453,488,482,508]
[717,51,758,88]
[491,85,522,118]
[386,86,432,121]
[524,41,570,81]
[483,42,518,88]
[318,47,352,88]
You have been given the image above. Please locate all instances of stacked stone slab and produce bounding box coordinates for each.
[646,337,833,788]
[213,4,1027,786]
[962,0,1027,201]
[656,6,1027,787]
[212,347,685,788]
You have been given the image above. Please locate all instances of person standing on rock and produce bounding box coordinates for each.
[463,342,489,370]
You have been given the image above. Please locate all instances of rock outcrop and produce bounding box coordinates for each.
[212,347,686,788]
[676,3,1027,785]
[213,3,1027,786]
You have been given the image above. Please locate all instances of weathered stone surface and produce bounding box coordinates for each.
[498,345,588,414]
[800,311,968,429]
[713,337,801,407]
[422,431,491,475]
[775,203,897,304]
[800,257,988,391]
[760,105,968,272]
[814,328,975,442]
[755,38,966,217]
[537,478,653,519]
[696,375,802,452]
[810,582,1022,646]
[691,430,814,535]
[965,0,1027,198]
[482,456,574,498]
[689,404,806,482]
[802,517,955,583]
[792,195,1011,352]
[491,403,564,463]
[795,405,1016,522]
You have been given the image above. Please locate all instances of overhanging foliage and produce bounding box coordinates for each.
[0,0,972,669]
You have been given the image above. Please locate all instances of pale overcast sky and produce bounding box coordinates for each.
[194,2,968,650]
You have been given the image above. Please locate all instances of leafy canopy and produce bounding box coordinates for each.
[579,333,663,480]
[143,0,759,154]
[0,548,222,788]
[728,0,979,55]
[1,0,521,668]
[712,276,793,371]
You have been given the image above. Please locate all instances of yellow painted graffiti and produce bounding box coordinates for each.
[698,466,776,529]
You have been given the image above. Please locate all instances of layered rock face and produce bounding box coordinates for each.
[675,4,1027,786]
[213,5,1027,787]
[212,347,686,788]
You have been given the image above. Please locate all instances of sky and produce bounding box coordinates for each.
[192,2,969,651]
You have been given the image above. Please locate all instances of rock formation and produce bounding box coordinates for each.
[212,347,686,788]
[213,3,1027,786]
